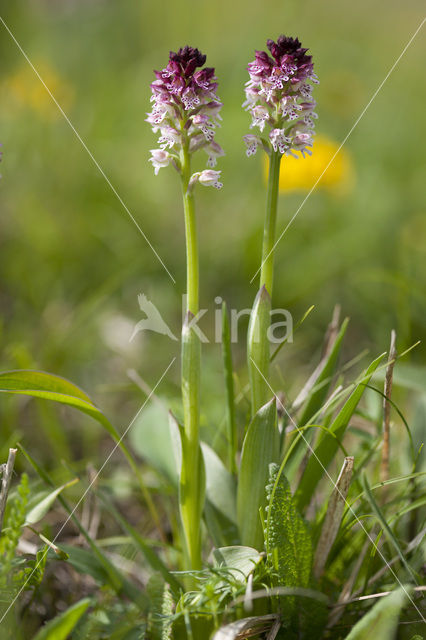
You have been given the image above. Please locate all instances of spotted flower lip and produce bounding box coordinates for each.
[244,35,318,159]
[147,46,224,185]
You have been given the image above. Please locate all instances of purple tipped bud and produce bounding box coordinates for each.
[189,169,223,190]
[198,169,223,189]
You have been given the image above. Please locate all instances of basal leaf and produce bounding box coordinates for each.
[1,370,159,535]
[237,398,279,549]
[147,575,174,640]
[32,598,91,640]
[265,463,312,591]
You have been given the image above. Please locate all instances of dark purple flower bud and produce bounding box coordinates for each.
[244,35,318,158]
[147,46,224,185]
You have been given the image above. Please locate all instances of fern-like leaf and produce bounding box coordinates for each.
[265,463,312,590]
[0,473,30,590]
[147,574,174,640]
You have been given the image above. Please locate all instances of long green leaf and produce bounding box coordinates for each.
[97,490,182,594]
[296,354,385,511]
[0,369,110,427]
[1,369,162,535]
[342,587,412,639]
[222,301,237,473]
[32,598,91,640]
[237,398,279,549]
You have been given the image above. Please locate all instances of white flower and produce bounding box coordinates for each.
[190,169,223,190]
[158,126,181,150]
[243,134,262,157]
[149,149,172,175]
[250,105,269,132]
[204,140,225,167]
[269,129,291,154]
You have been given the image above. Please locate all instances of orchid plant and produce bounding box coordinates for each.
[146,46,224,573]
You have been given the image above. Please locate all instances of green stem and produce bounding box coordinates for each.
[179,146,203,572]
[260,150,281,295]
[248,151,281,415]
[182,155,199,314]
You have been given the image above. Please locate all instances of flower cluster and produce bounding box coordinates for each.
[243,35,318,159]
[147,46,224,188]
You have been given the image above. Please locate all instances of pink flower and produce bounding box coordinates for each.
[146,46,224,179]
[244,35,318,158]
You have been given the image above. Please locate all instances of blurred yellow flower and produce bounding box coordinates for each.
[5,61,73,120]
[264,135,355,194]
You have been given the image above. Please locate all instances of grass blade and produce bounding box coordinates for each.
[361,472,418,583]
[97,490,182,594]
[0,369,164,539]
[32,598,91,640]
[222,301,237,473]
[17,443,144,606]
[296,353,385,511]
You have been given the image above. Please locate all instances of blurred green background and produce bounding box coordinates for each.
[0,0,425,461]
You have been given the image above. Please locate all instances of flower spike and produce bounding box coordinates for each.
[244,35,318,158]
[147,46,224,186]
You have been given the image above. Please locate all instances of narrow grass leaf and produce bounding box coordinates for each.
[97,490,181,594]
[18,443,144,606]
[2,370,162,537]
[296,353,385,511]
[362,472,418,583]
[222,302,237,473]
